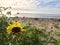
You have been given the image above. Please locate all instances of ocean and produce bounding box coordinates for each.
[1,8,60,19]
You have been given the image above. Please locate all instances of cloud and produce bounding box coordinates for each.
[0,0,36,9]
[29,0,60,8]
[0,0,60,8]
[0,0,60,14]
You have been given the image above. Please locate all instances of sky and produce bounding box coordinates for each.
[0,0,60,14]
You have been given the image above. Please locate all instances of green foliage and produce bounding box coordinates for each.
[0,7,60,45]
[0,7,12,45]
[0,16,13,45]
[54,39,60,45]
[0,24,60,45]
[7,11,11,15]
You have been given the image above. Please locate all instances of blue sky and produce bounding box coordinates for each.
[0,0,60,8]
[28,0,60,8]
[0,0,60,14]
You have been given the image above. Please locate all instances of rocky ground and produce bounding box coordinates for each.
[9,17,60,45]
[11,17,60,31]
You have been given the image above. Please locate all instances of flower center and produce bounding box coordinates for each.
[12,27,21,33]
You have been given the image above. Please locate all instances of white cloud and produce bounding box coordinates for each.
[0,0,60,8]
[0,0,60,14]
[0,0,36,9]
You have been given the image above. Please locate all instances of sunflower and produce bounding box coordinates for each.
[6,21,25,34]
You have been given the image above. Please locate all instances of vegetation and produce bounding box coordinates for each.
[0,7,60,45]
